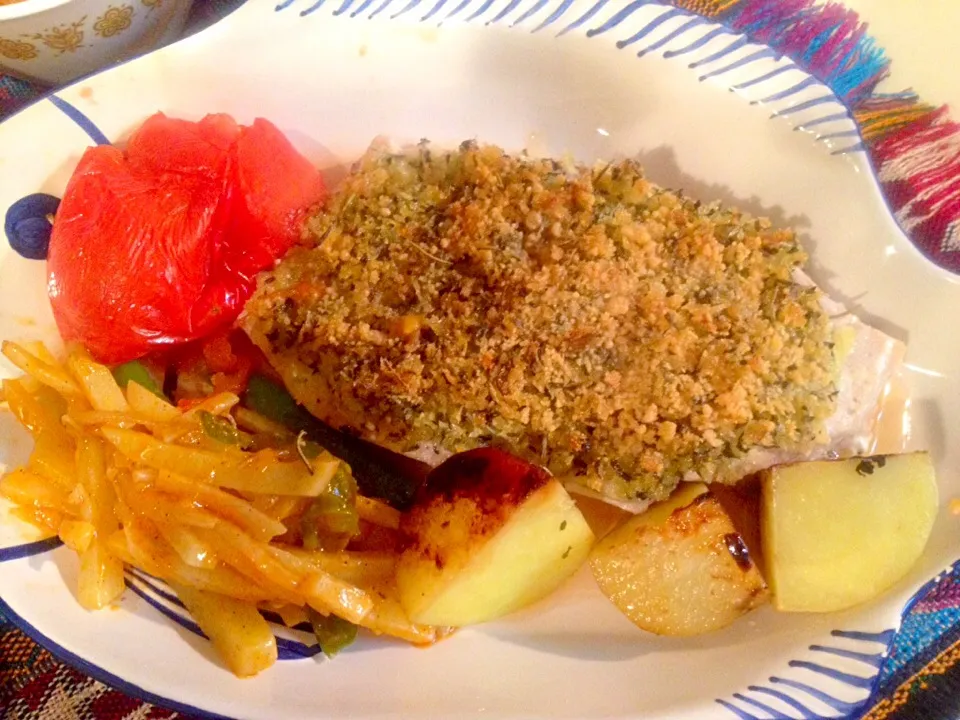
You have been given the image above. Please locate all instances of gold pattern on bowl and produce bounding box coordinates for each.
[0,37,37,61]
[94,5,134,37]
[0,0,192,85]
[29,19,87,54]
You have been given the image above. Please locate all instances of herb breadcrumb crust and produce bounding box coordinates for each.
[242,141,838,505]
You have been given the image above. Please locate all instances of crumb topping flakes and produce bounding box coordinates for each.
[244,142,838,503]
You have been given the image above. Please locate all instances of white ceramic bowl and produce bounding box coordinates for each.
[0,0,194,86]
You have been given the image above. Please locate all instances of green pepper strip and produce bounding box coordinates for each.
[307,607,358,658]
[112,360,166,400]
[199,410,244,446]
[244,374,425,510]
[300,466,360,551]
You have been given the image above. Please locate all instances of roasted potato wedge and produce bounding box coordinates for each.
[762,453,938,613]
[396,448,594,626]
[591,483,768,636]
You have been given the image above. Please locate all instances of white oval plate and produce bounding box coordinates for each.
[1,2,958,719]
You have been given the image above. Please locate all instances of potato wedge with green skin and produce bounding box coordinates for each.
[762,452,938,613]
[396,448,594,627]
[591,483,768,637]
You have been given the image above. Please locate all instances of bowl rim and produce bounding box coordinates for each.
[0,0,83,23]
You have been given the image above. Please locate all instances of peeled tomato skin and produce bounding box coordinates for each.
[46,113,327,364]
[48,144,231,363]
[227,118,327,277]
[125,112,241,176]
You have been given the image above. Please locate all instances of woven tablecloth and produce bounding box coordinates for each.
[1,1,959,718]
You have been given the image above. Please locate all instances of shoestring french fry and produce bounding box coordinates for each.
[122,487,221,530]
[234,407,294,439]
[117,523,276,603]
[29,430,77,492]
[0,467,77,516]
[122,516,190,580]
[193,524,304,605]
[9,504,64,535]
[248,494,308,524]
[3,378,65,437]
[274,547,397,587]
[355,495,402,530]
[67,349,129,412]
[126,381,181,423]
[299,570,374,625]
[77,538,126,610]
[172,583,278,678]
[355,587,439,645]
[75,434,125,610]
[156,523,218,569]
[153,471,288,541]
[2,341,82,397]
[0,341,441,676]
[169,562,283,603]
[267,603,311,629]
[101,427,339,497]
[19,341,60,366]
[59,519,95,553]
[182,392,241,420]
[69,409,172,433]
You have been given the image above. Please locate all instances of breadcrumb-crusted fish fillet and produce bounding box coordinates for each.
[242,141,898,511]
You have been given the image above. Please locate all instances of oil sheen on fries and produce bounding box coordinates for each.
[0,341,438,676]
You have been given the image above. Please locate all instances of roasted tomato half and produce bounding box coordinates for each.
[48,112,326,364]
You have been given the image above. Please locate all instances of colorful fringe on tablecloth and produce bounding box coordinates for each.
[669,0,960,275]
[0,74,36,116]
